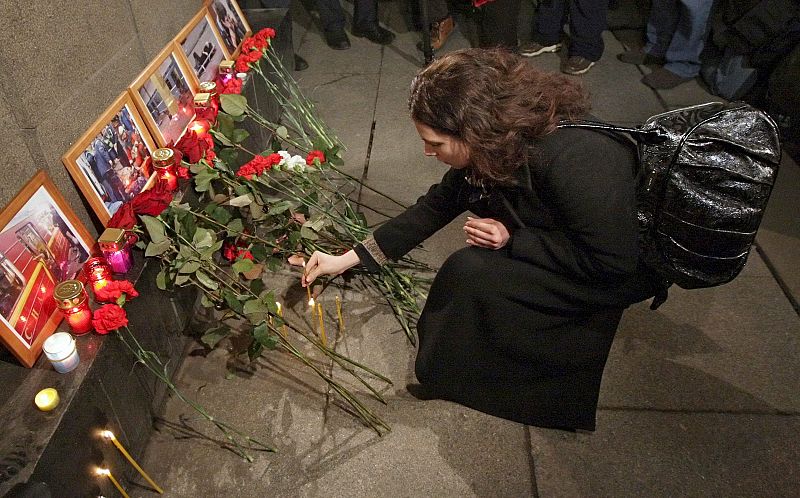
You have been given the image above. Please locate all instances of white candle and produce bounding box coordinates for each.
[43,332,79,374]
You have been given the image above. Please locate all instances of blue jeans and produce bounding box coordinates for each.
[644,0,714,78]
[532,0,609,61]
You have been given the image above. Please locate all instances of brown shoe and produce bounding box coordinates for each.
[430,16,454,50]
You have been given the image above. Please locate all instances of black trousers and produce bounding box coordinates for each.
[479,0,521,49]
[532,0,609,60]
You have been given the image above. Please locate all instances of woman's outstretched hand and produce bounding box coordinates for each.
[464,217,511,249]
[302,250,361,287]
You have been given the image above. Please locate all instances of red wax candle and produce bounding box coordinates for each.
[53,280,93,335]
[188,118,211,136]
[83,257,112,299]
[152,148,179,192]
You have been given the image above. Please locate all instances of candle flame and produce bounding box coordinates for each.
[308,298,315,307]
[96,468,110,476]
[100,430,115,440]
[276,302,282,312]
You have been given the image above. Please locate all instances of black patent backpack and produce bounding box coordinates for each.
[560,101,782,291]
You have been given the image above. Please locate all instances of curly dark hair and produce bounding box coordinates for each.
[409,48,591,184]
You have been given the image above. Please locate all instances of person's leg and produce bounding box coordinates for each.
[479,0,521,49]
[566,0,609,61]
[643,0,680,58]
[662,0,714,77]
[353,0,377,30]
[315,0,347,34]
[531,0,568,46]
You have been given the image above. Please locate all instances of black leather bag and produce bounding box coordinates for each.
[560,102,782,290]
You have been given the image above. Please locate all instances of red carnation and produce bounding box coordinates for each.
[254,28,275,44]
[217,76,242,95]
[95,280,139,303]
[92,304,128,335]
[130,182,173,216]
[306,150,325,166]
[107,203,137,229]
[175,130,207,164]
[235,153,281,179]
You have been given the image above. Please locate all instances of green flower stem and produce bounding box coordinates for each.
[116,326,275,461]
[326,164,409,210]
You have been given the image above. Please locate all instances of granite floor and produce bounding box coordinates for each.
[133,2,800,497]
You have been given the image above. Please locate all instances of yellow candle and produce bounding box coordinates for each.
[317,302,327,347]
[101,430,164,494]
[96,468,130,498]
[276,302,287,338]
[34,388,59,411]
[303,260,312,304]
[335,296,345,335]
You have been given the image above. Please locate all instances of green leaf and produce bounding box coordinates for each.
[175,273,190,285]
[247,340,264,361]
[220,93,248,117]
[232,129,250,144]
[232,258,255,275]
[211,206,232,225]
[156,269,168,290]
[215,134,234,147]
[194,167,219,192]
[217,147,238,167]
[250,278,265,296]
[226,218,244,234]
[145,239,171,256]
[193,228,214,249]
[253,321,279,350]
[267,200,292,215]
[300,225,319,240]
[217,113,234,138]
[243,298,269,316]
[202,325,229,349]
[141,215,166,244]
[276,126,288,139]
[266,256,283,272]
[222,290,244,314]
[196,270,219,290]
[228,194,253,207]
[250,244,268,261]
[200,294,215,308]
[178,260,201,274]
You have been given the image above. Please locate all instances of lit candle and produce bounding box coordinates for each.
[302,260,312,304]
[42,332,80,373]
[98,228,134,274]
[335,295,345,335]
[152,148,179,191]
[34,388,60,411]
[188,118,211,136]
[53,281,93,335]
[275,302,287,338]
[95,468,130,498]
[101,430,164,494]
[316,302,327,347]
[84,257,112,297]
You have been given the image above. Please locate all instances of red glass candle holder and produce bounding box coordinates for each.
[98,228,134,274]
[152,148,178,191]
[188,117,211,137]
[193,92,216,125]
[83,257,112,297]
[53,280,93,335]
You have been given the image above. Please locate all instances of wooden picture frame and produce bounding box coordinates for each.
[62,92,158,225]
[207,0,252,58]
[0,171,94,367]
[175,7,231,83]
[129,43,199,147]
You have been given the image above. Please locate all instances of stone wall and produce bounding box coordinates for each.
[0,0,203,237]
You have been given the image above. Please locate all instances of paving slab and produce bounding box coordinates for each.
[603,272,800,413]
[529,411,800,498]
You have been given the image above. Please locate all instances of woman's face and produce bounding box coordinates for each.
[414,121,470,169]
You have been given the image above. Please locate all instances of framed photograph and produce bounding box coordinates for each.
[62,92,158,225]
[130,44,199,147]
[207,0,252,58]
[176,8,230,83]
[0,171,94,367]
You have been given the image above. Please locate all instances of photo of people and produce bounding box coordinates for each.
[0,185,90,349]
[138,53,195,145]
[210,0,248,54]
[74,105,154,217]
[181,15,226,82]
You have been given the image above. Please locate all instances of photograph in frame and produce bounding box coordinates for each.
[177,8,230,83]
[130,45,198,147]
[0,171,94,367]
[62,92,158,225]
[208,0,252,57]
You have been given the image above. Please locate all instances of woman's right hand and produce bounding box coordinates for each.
[302,250,360,287]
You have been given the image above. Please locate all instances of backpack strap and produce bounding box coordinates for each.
[557,120,670,145]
